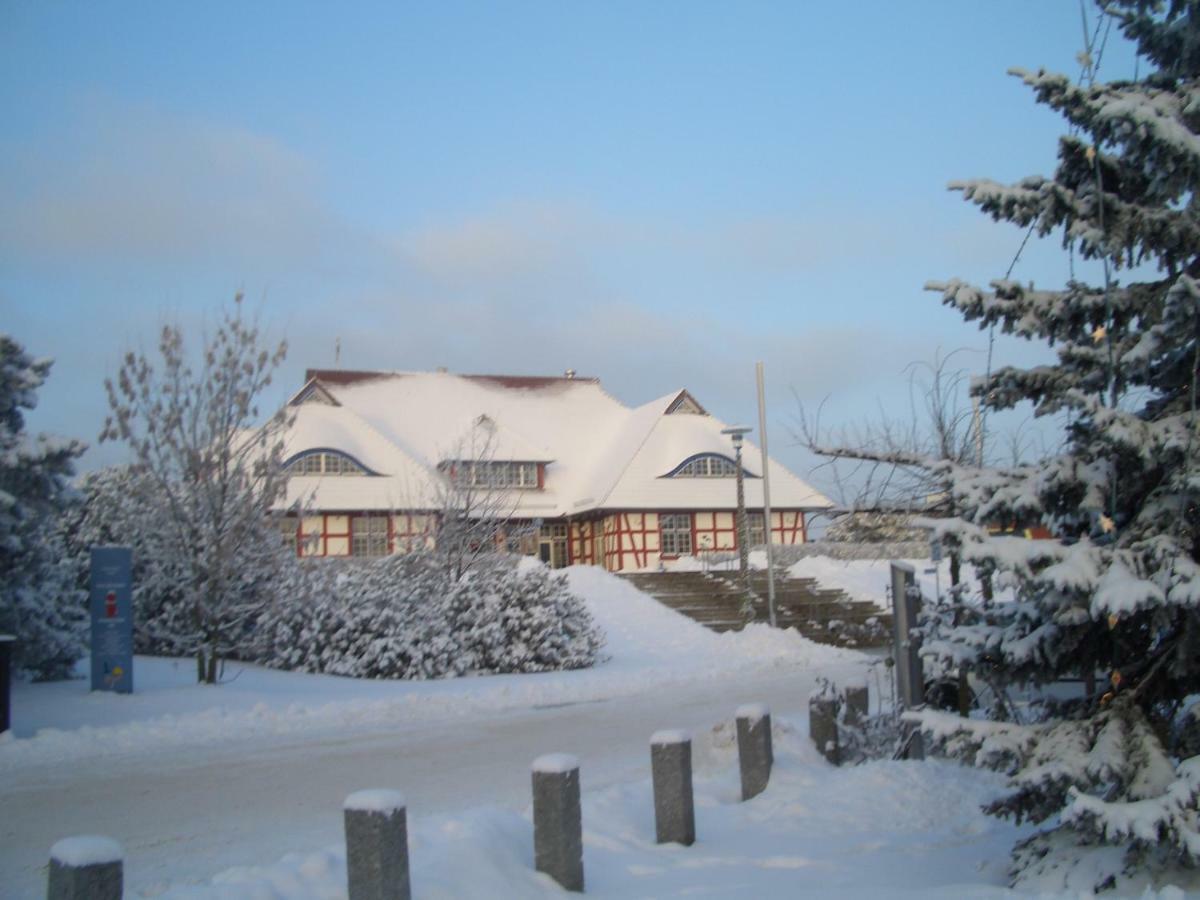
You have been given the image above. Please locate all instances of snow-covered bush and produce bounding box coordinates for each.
[257,554,604,679]
[0,335,87,680]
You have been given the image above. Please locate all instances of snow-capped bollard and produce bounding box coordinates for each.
[844,680,868,728]
[735,703,773,800]
[650,730,695,846]
[809,692,840,765]
[532,753,584,892]
[47,835,123,900]
[344,789,410,900]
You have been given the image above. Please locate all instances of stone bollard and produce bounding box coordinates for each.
[344,789,410,900]
[650,730,695,846]
[47,836,123,900]
[809,692,840,765]
[844,680,868,728]
[735,703,773,800]
[532,753,584,892]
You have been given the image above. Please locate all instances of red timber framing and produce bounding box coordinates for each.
[281,512,437,558]
[569,519,599,567]
[602,513,659,571]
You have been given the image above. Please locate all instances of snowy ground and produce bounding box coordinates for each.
[785,554,1006,610]
[3,564,1190,898]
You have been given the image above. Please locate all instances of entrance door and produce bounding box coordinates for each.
[539,522,569,568]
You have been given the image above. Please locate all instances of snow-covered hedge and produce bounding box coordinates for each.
[256,554,604,679]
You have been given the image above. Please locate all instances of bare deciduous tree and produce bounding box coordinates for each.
[426,415,536,581]
[101,296,290,683]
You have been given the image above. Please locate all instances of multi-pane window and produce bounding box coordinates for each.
[671,455,739,478]
[452,461,539,488]
[660,513,692,556]
[286,452,366,476]
[747,511,766,547]
[351,515,390,557]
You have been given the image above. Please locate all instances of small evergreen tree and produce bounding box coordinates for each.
[913,0,1200,889]
[0,335,87,679]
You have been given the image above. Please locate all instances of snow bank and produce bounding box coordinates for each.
[147,713,1060,899]
[1,564,867,773]
[786,556,1010,610]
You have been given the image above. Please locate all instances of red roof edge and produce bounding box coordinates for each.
[463,374,600,389]
[304,369,395,386]
[303,369,599,390]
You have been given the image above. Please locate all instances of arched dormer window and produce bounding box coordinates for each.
[663,453,757,479]
[284,449,376,477]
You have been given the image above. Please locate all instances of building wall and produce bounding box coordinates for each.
[284,508,808,568]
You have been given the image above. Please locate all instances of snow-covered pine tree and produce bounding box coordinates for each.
[0,335,87,679]
[915,0,1200,890]
[101,298,293,683]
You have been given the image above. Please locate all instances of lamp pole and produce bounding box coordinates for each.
[721,426,753,589]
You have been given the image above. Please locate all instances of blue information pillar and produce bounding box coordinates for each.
[90,546,133,694]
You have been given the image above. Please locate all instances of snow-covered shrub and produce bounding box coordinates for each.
[0,335,87,680]
[257,554,603,679]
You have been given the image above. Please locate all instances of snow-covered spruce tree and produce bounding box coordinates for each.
[101,298,292,683]
[0,335,87,679]
[912,1,1200,889]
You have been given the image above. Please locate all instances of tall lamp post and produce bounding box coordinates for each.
[720,425,753,588]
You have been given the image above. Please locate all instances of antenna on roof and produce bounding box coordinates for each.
[334,337,341,366]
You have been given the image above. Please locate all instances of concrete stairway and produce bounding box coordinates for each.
[620,569,892,648]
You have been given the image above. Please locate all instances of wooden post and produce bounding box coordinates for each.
[650,730,695,846]
[47,836,123,900]
[532,754,584,892]
[735,704,773,800]
[344,789,410,900]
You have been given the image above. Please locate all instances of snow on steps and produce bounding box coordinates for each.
[620,570,892,647]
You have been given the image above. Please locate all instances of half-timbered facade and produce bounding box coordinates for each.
[278,369,832,571]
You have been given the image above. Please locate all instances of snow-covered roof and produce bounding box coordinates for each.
[278,370,832,516]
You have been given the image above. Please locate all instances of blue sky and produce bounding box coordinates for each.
[1,2,1140,494]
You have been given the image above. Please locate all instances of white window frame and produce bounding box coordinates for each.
[660,513,692,556]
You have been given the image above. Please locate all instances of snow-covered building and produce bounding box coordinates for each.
[278,369,832,571]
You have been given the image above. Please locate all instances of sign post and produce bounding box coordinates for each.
[90,546,133,694]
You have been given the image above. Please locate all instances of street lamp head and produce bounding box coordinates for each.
[720,425,752,449]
